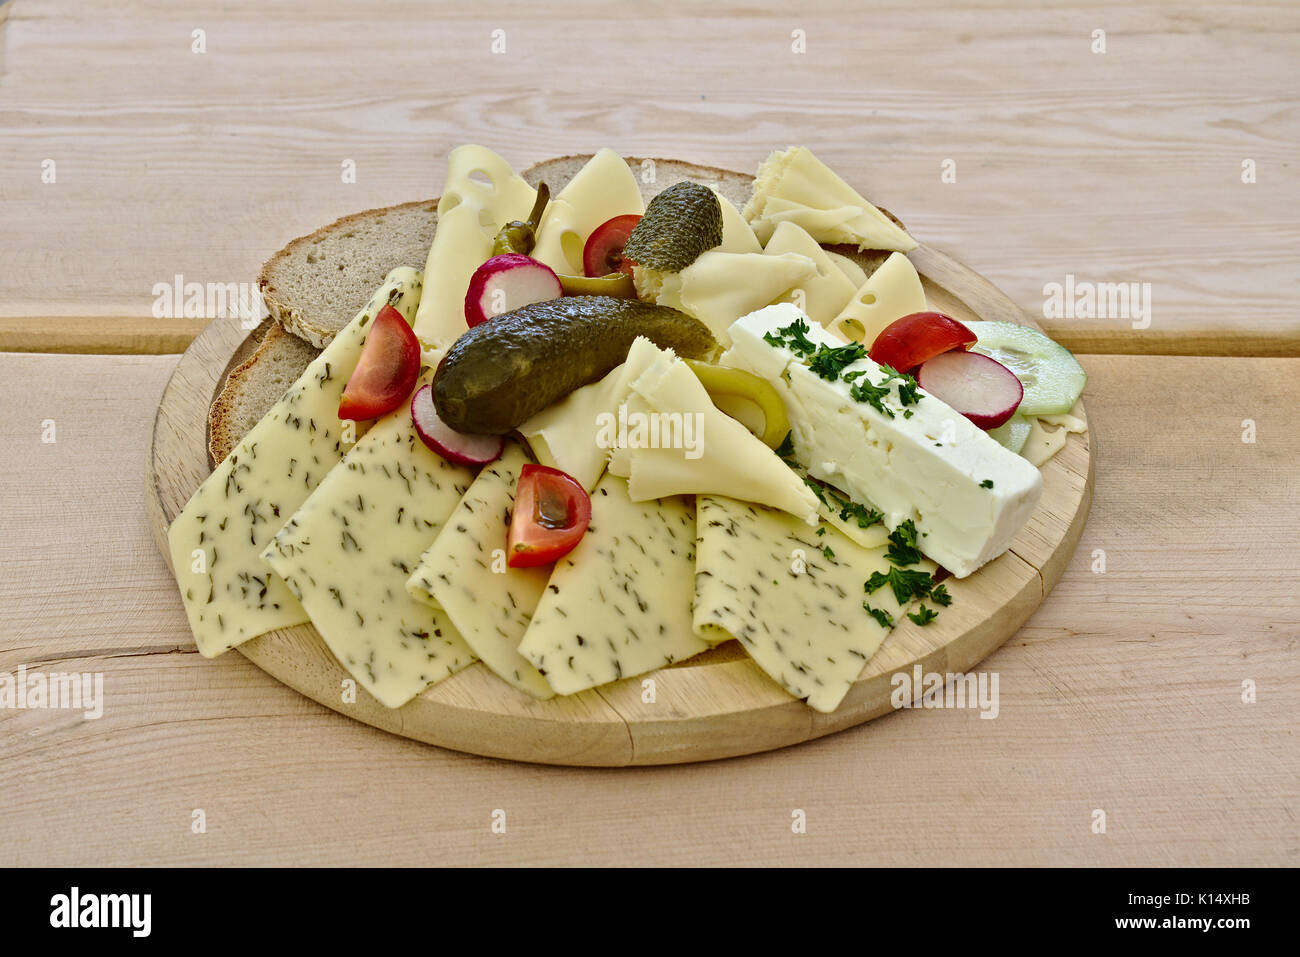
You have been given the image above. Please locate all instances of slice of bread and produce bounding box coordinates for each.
[259,198,440,349]
[208,320,321,465]
[222,154,908,463]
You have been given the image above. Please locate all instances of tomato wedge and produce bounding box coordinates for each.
[868,311,977,375]
[337,303,421,420]
[582,214,641,277]
[507,464,592,568]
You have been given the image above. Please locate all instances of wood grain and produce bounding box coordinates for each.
[1,1,1297,355]
[144,244,1091,765]
[1,350,1294,864]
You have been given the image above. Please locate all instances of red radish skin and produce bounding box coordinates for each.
[916,350,1023,430]
[464,254,562,328]
[411,384,504,465]
[583,214,641,277]
[337,303,422,421]
[869,311,977,374]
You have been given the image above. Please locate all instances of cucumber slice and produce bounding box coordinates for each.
[965,321,1086,416]
[987,414,1032,454]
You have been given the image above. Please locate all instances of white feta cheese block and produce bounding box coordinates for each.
[722,304,1043,577]
[260,369,477,708]
[694,495,933,712]
[517,474,708,696]
[605,344,820,523]
[406,442,553,699]
[532,148,645,276]
[168,267,423,657]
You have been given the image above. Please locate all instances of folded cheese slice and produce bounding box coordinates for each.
[516,336,660,491]
[532,148,645,276]
[406,442,553,699]
[518,474,708,695]
[763,221,857,328]
[641,249,819,347]
[744,146,917,252]
[414,145,537,346]
[606,344,820,523]
[694,495,932,712]
[168,268,423,657]
[261,366,477,708]
[713,188,763,254]
[831,251,927,345]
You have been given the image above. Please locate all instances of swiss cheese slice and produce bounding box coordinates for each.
[744,146,918,252]
[831,251,928,346]
[260,368,477,708]
[693,495,933,712]
[414,145,537,347]
[763,221,857,329]
[518,474,708,695]
[168,268,423,657]
[532,148,646,276]
[606,345,820,523]
[406,442,553,699]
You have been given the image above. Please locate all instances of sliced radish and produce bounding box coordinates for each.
[464,253,562,327]
[411,384,504,465]
[916,350,1023,430]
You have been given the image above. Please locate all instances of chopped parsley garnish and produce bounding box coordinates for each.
[806,477,885,529]
[930,583,952,607]
[816,526,826,537]
[863,603,894,628]
[864,566,934,604]
[849,377,895,418]
[763,316,816,357]
[822,545,835,560]
[775,431,798,467]
[885,519,923,567]
[908,605,938,626]
[839,499,884,529]
[980,479,995,489]
[808,342,866,381]
[903,409,914,419]
[895,373,921,407]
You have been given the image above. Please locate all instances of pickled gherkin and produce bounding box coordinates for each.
[433,296,717,434]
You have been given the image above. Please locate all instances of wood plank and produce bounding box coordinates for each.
[1,1,1297,355]
[1,351,1296,864]
[0,316,215,354]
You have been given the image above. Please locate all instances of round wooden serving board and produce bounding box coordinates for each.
[147,232,1092,768]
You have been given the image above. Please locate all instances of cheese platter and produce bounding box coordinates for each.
[146,148,1092,765]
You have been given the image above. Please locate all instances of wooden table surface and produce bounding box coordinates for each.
[1,0,1296,867]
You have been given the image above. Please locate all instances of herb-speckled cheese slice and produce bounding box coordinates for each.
[168,268,423,657]
[260,369,476,708]
[518,474,708,695]
[693,494,934,713]
[406,442,553,699]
